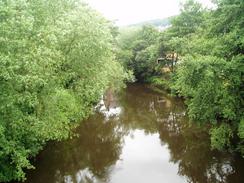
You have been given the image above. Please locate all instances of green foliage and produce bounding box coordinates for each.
[146,76,171,91]
[170,0,204,37]
[170,0,244,154]
[210,124,233,150]
[116,25,160,81]
[116,0,243,155]
[239,119,244,139]
[238,119,244,155]
[172,55,242,124]
[0,0,127,181]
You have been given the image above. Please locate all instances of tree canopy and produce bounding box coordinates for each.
[0,0,128,181]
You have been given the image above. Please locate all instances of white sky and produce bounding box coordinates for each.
[86,0,213,26]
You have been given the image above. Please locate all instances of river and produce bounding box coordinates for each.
[24,84,244,183]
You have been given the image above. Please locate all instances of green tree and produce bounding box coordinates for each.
[171,0,244,153]
[0,0,127,181]
[117,25,159,81]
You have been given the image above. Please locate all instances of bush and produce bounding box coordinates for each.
[210,124,233,150]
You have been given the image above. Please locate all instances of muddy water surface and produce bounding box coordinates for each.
[24,84,244,183]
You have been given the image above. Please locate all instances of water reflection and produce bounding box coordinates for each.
[109,130,185,183]
[24,84,244,183]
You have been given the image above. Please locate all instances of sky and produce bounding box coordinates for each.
[86,0,214,26]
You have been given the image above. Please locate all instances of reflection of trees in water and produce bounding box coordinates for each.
[26,115,124,183]
[26,84,244,183]
[122,84,244,183]
[155,99,244,183]
[119,84,185,136]
[118,85,170,134]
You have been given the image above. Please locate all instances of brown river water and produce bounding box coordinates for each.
[23,84,244,183]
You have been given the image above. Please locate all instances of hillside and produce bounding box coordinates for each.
[125,17,173,28]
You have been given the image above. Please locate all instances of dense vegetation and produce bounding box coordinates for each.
[116,25,160,81]
[0,0,243,182]
[0,0,128,181]
[117,0,243,155]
